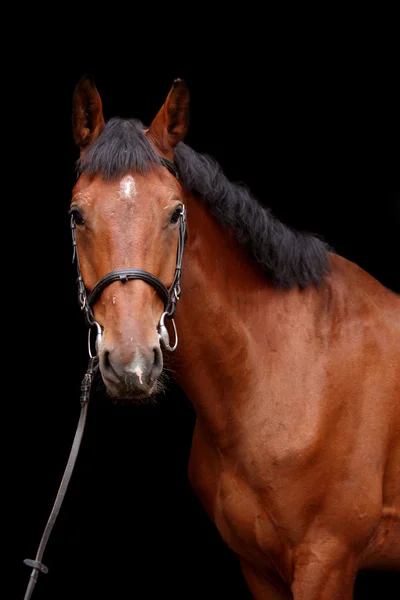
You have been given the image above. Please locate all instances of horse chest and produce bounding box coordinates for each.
[214,471,280,560]
[189,449,284,568]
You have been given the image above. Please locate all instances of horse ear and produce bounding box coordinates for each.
[72,75,105,150]
[147,78,189,154]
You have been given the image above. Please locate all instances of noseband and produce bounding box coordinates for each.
[71,156,187,353]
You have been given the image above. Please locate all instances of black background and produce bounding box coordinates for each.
[16,20,399,600]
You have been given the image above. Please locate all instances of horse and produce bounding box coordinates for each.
[70,75,400,599]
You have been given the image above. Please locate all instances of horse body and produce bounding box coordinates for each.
[70,76,400,599]
[172,194,400,596]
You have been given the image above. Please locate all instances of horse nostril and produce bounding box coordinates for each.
[152,346,163,378]
[104,350,111,370]
[102,349,119,379]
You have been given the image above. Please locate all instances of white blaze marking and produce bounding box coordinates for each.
[112,295,116,305]
[119,175,137,200]
[134,366,143,385]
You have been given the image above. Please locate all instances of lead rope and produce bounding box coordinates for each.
[22,356,98,600]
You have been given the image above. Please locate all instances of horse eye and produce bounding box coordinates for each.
[170,206,183,225]
[70,209,85,226]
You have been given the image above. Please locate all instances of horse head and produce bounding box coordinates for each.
[71,76,189,401]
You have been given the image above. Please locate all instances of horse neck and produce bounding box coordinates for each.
[173,193,280,432]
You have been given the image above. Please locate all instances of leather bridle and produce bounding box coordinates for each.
[23,156,186,599]
[72,155,187,353]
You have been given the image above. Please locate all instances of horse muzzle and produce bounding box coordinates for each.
[99,339,164,400]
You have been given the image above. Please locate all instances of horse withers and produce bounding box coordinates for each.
[70,75,400,599]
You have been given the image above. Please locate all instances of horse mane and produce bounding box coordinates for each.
[77,117,331,289]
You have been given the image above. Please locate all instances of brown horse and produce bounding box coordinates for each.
[70,75,399,599]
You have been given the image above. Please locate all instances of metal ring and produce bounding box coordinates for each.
[158,312,178,351]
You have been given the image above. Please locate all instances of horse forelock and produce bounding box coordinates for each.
[77,118,162,180]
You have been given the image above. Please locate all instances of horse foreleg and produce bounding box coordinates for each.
[240,558,293,600]
[291,539,357,600]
